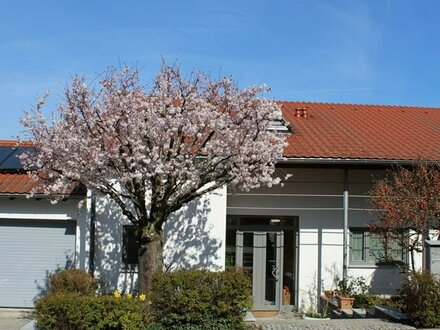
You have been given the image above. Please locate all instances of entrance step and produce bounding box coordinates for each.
[322,296,354,319]
[330,309,343,318]
[352,308,367,318]
[366,307,376,318]
[252,310,278,317]
[321,296,375,319]
[340,308,354,318]
[374,306,409,323]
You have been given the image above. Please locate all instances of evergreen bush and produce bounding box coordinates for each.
[48,269,98,295]
[34,293,144,330]
[398,271,440,328]
[151,269,252,329]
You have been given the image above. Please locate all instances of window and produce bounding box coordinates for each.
[122,225,138,265]
[350,228,406,265]
[267,118,291,132]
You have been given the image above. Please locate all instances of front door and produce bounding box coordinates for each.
[236,231,283,310]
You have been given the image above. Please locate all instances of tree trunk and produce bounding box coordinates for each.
[138,231,164,296]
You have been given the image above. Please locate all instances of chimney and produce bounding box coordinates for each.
[294,107,308,118]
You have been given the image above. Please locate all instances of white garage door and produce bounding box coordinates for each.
[0,219,76,308]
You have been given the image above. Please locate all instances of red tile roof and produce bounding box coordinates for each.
[0,173,85,196]
[0,173,37,194]
[0,140,32,147]
[2,101,440,195]
[279,101,440,161]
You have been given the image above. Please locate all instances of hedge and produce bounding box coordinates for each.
[398,271,440,328]
[34,293,144,330]
[35,268,252,329]
[47,269,98,295]
[151,268,252,329]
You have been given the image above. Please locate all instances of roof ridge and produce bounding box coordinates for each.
[0,140,33,147]
[276,100,440,110]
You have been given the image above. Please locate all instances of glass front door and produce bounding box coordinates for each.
[236,231,283,310]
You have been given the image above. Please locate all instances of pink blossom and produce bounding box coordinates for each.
[20,63,286,226]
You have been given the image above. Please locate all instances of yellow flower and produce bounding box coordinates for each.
[138,294,146,302]
[126,293,133,299]
[113,290,121,298]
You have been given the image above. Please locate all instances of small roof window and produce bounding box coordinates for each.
[267,118,290,132]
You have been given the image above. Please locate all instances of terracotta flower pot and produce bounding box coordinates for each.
[323,290,334,299]
[336,295,355,309]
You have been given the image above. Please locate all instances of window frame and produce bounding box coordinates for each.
[349,227,407,266]
[122,225,138,266]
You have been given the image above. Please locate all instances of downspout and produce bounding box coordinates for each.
[343,169,349,280]
[89,193,96,276]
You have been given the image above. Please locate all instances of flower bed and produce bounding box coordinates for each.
[34,269,253,330]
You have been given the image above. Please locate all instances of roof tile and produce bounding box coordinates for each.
[0,173,37,194]
[2,101,440,194]
[0,173,85,196]
[279,101,440,160]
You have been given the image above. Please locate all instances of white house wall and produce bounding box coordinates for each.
[227,167,410,310]
[93,186,227,293]
[228,168,344,310]
[4,167,409,308]
[0,166,423,308]
[163,186,226,271]
[94,195,131,292]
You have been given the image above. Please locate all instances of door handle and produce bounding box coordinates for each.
[271,265,279,281]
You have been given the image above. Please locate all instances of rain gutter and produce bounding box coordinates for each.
[278,157,422,166]
[0,193,85,199]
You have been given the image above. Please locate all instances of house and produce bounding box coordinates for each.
[0,141,87,308]
[1,101,440,312]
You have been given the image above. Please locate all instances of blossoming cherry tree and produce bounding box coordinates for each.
[20,64,286,295]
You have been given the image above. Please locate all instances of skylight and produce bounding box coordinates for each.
[267,118,290,132]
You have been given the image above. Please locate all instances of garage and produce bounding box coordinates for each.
[0,219,76,308]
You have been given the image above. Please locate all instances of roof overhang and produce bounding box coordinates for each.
[0,192,85,199]
[278,157,430,166]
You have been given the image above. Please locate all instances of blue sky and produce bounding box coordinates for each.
[1,0,440,138]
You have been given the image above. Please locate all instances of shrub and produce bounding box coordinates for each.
[398,271,440,328]
[48,269,98,295]
[353,294,393,308]
[336,276,396,309]
[151,269,252,329]
[142,318,235,330]
[34,293,144,330]
[335,276,369,297]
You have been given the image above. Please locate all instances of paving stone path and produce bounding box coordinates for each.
[0,311,33,330]
[256,318,415,330]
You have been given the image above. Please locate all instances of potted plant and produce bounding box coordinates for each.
[323,290,334,299]
[303,302,330,320]
[335,278,355,309]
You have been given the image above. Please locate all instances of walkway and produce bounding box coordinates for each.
[0,310,32,330]
[255,313,415,330]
